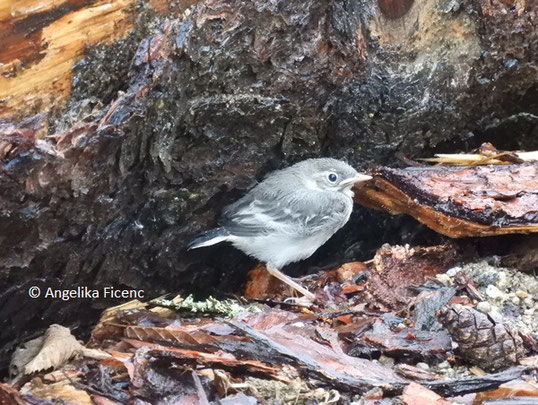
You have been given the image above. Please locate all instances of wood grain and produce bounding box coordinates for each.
[0,0,135,118]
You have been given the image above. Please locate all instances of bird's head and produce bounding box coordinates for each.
[295,158,372,198]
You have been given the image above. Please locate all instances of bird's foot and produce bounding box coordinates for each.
[283,295,314,307]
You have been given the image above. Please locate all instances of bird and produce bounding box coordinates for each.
[188,158,372,301]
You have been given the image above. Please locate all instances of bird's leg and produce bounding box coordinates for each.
[288,275,310,282]
[265,266,315,301]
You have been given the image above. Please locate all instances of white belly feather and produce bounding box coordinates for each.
[229,201,352,269]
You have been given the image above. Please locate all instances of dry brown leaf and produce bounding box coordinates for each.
[92,395,124,405]
[23,325,85,375]
[124,324,244,346]
[520,355,538,367]
[123,338,285,380]
[11,324,109,377]
[42,369,84,384]
[9,335,44,378]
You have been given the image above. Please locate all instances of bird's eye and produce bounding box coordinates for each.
[328,173,338,183]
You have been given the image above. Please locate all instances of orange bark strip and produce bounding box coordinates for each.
[354,163,538,238]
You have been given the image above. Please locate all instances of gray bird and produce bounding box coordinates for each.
[189,158,372,300]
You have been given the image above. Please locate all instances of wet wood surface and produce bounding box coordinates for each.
[354,163,538,238]
[0,0,135,118]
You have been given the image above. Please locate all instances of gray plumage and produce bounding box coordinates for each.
[189,158,371,270]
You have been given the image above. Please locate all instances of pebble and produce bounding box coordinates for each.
[378,355,394,367]
[438,361,451,369]
[496,271,509,290]
[476,301,491,313]
[416,362,430,370]
[446,266,462,277]
[486,285,505,301]
[515,290,528,299]
[524,298,534,307]
[474,270,500,286]
[436,274,452,284]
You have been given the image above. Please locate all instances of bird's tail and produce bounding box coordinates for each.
[188,228,230,249]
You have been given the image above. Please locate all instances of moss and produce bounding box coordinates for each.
[152,295,261,317]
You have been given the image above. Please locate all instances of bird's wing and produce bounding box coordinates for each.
[219,189,344,237]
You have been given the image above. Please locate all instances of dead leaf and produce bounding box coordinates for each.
[519,355,538,367]
[98,299,148,324]
[92,395,124,405]
[23,325,84,375]
[129,340,285,380]
[10,324,109,378]
[125,324,221,345]
[42,369,84,384]
[9,335,44,378]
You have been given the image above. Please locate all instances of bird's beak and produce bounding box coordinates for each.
[339,173,373,187]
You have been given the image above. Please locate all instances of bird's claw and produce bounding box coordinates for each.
[283,295,314,307]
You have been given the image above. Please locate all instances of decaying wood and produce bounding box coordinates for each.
[357,322,453,360]
[422,144,538,165]
[8,244,538,403]
[363,244,459,310]
[0,0,138,118]
[228,320,407,394]
[422,367,531,398]
[424,152,538,165]
[354,163,538,238]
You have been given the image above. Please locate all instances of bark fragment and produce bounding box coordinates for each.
[354,322,453,361]
[354,163,538,238]
[361,244,459,310]
[402,382,452,405]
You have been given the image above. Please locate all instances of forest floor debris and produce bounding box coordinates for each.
[6,244,538,404]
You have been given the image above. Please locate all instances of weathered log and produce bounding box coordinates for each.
[1,0,538,371]
[354,163,538,238]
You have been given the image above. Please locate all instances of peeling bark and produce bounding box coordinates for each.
[354,163,538,238]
